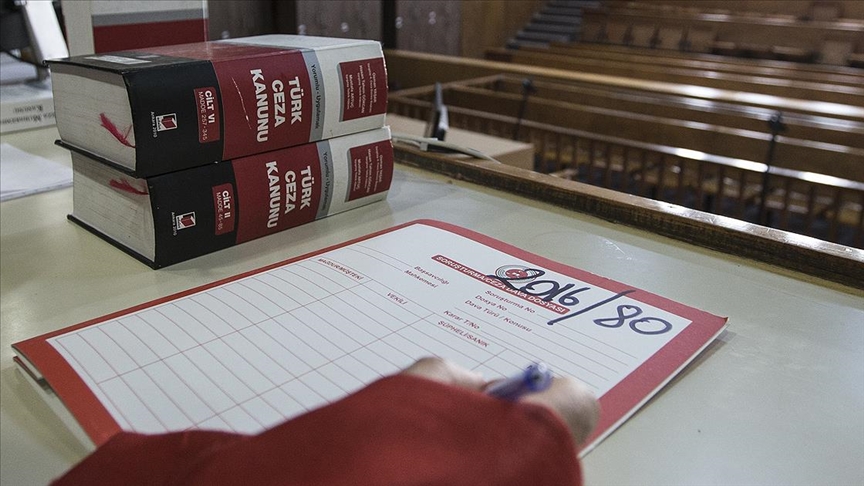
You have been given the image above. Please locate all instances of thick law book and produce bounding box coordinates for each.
[49,34,387,177]
[12,220,727,455]
[68,126,393,268]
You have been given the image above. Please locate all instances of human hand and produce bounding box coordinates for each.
[517,375,599,446]
[401,357,599,447]
[401,356,487,390]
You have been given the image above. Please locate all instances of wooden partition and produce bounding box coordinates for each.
[383,51,864,184]
[393,143,864,289]
[431,79,863,180]
[389,76,864,249]
[384,47,864,222]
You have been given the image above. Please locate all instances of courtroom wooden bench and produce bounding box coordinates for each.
[485,47,864,107]
[385,50,864,120]
[579,4,864,65]
[393,75,864,181]
[546,41,864,78]
[532,43,862,88]
[604,0,864,21]
[389,88,864,248]
[850,53,864,68]
[468,75,863,149]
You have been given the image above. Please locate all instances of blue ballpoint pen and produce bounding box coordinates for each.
[485,362,553,400]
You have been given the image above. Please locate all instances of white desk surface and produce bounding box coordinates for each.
[1,127,862,486]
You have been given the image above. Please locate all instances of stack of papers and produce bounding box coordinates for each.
[0,143,72,201]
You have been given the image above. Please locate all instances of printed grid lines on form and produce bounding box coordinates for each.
[334,244,611,380]
[49,258,393,434]
[362,237,692,396]
[344,241,672,396]
[48,249,516,436]
[344,242,644,393]
[341,244,411,273]
[337,245,552,378]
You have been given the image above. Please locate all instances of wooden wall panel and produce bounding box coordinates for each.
[296,0,382,40]
[207,0,281,39]
[395,0,461,55]
[207,0,546,57]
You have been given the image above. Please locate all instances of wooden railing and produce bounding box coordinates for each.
[393,143,864,290]
[389,80,864,249]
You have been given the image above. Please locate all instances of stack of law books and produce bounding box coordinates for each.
[48,35,392,268]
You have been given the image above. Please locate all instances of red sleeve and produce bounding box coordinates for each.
[53,375,582,486]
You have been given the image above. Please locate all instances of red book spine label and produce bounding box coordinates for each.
[232,144,323,243]
[213,51,313,160]
[348,139,394,201]
[212,183,236,235]
[339,58,388,121]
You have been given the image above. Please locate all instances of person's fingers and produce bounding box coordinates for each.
[518,376,599,446]
[401,358,598,445]
[400,357,486,391]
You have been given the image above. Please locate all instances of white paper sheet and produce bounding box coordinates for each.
[45,223,698,436]
[0,143,72,201]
